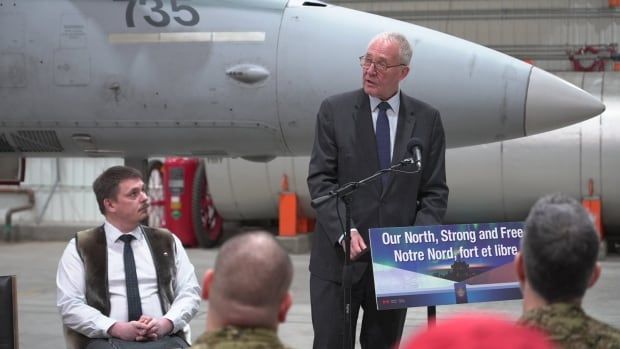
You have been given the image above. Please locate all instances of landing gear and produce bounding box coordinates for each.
[146,160,165,228]
[191,160,223,247]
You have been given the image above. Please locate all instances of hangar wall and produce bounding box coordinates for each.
[0,158,123,225]
[331,0,620,72]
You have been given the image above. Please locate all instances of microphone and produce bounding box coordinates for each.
[406,138,423,171]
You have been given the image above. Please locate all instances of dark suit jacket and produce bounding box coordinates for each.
[307,89,449,283]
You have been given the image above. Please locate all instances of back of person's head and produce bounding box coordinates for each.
[522,193,599,303]
[401,313,554,349]
[92,166,143,215]
[204,231,293,329]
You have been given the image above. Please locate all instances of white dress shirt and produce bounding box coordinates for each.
[56,220,200,338]
[336,92,403,245]
[370,92,401,162]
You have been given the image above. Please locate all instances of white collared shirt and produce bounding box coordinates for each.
[369,92,401,162]
[56,220,200,338]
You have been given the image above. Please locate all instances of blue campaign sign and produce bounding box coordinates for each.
[369,222,524,310]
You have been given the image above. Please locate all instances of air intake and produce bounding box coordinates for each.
[11,130,63,152]
[0,134,16,152]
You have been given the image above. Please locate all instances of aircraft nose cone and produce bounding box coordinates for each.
[525,67,605,135]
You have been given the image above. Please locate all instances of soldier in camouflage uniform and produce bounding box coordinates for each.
[192,231,293,349]
[192,326,289,349]
[520,303,620,349]
[515,193,620,349]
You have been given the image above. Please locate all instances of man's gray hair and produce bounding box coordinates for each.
[522,193,599,303]
[369,32,413,65]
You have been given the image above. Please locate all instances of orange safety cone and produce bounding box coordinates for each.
[279,192,298,237]
[278,174,315,236]
[279,174,296,236]
[582,178,604,240]
[582,198,603,240]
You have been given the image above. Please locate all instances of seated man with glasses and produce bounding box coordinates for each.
[308,32,448,349]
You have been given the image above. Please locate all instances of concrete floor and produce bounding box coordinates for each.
[1,239,619,349]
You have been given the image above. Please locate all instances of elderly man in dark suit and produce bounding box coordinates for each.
[307,32,449,349]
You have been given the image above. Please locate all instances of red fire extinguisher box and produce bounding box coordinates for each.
[163,157,199,247]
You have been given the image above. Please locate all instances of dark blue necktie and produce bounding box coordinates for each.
[376,101,391,188]
[118,234,142,322]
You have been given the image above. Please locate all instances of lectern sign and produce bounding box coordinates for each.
[369,222,524,310]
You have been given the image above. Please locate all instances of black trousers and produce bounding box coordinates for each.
[310,267,407,349]
[84,336,188,349]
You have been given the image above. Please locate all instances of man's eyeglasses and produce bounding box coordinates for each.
[359,55,406,73]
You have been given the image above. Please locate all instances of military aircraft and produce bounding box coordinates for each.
[204,70,619,251]
[0,1,606,245]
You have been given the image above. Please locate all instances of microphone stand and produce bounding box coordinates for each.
[311,158,419,349]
